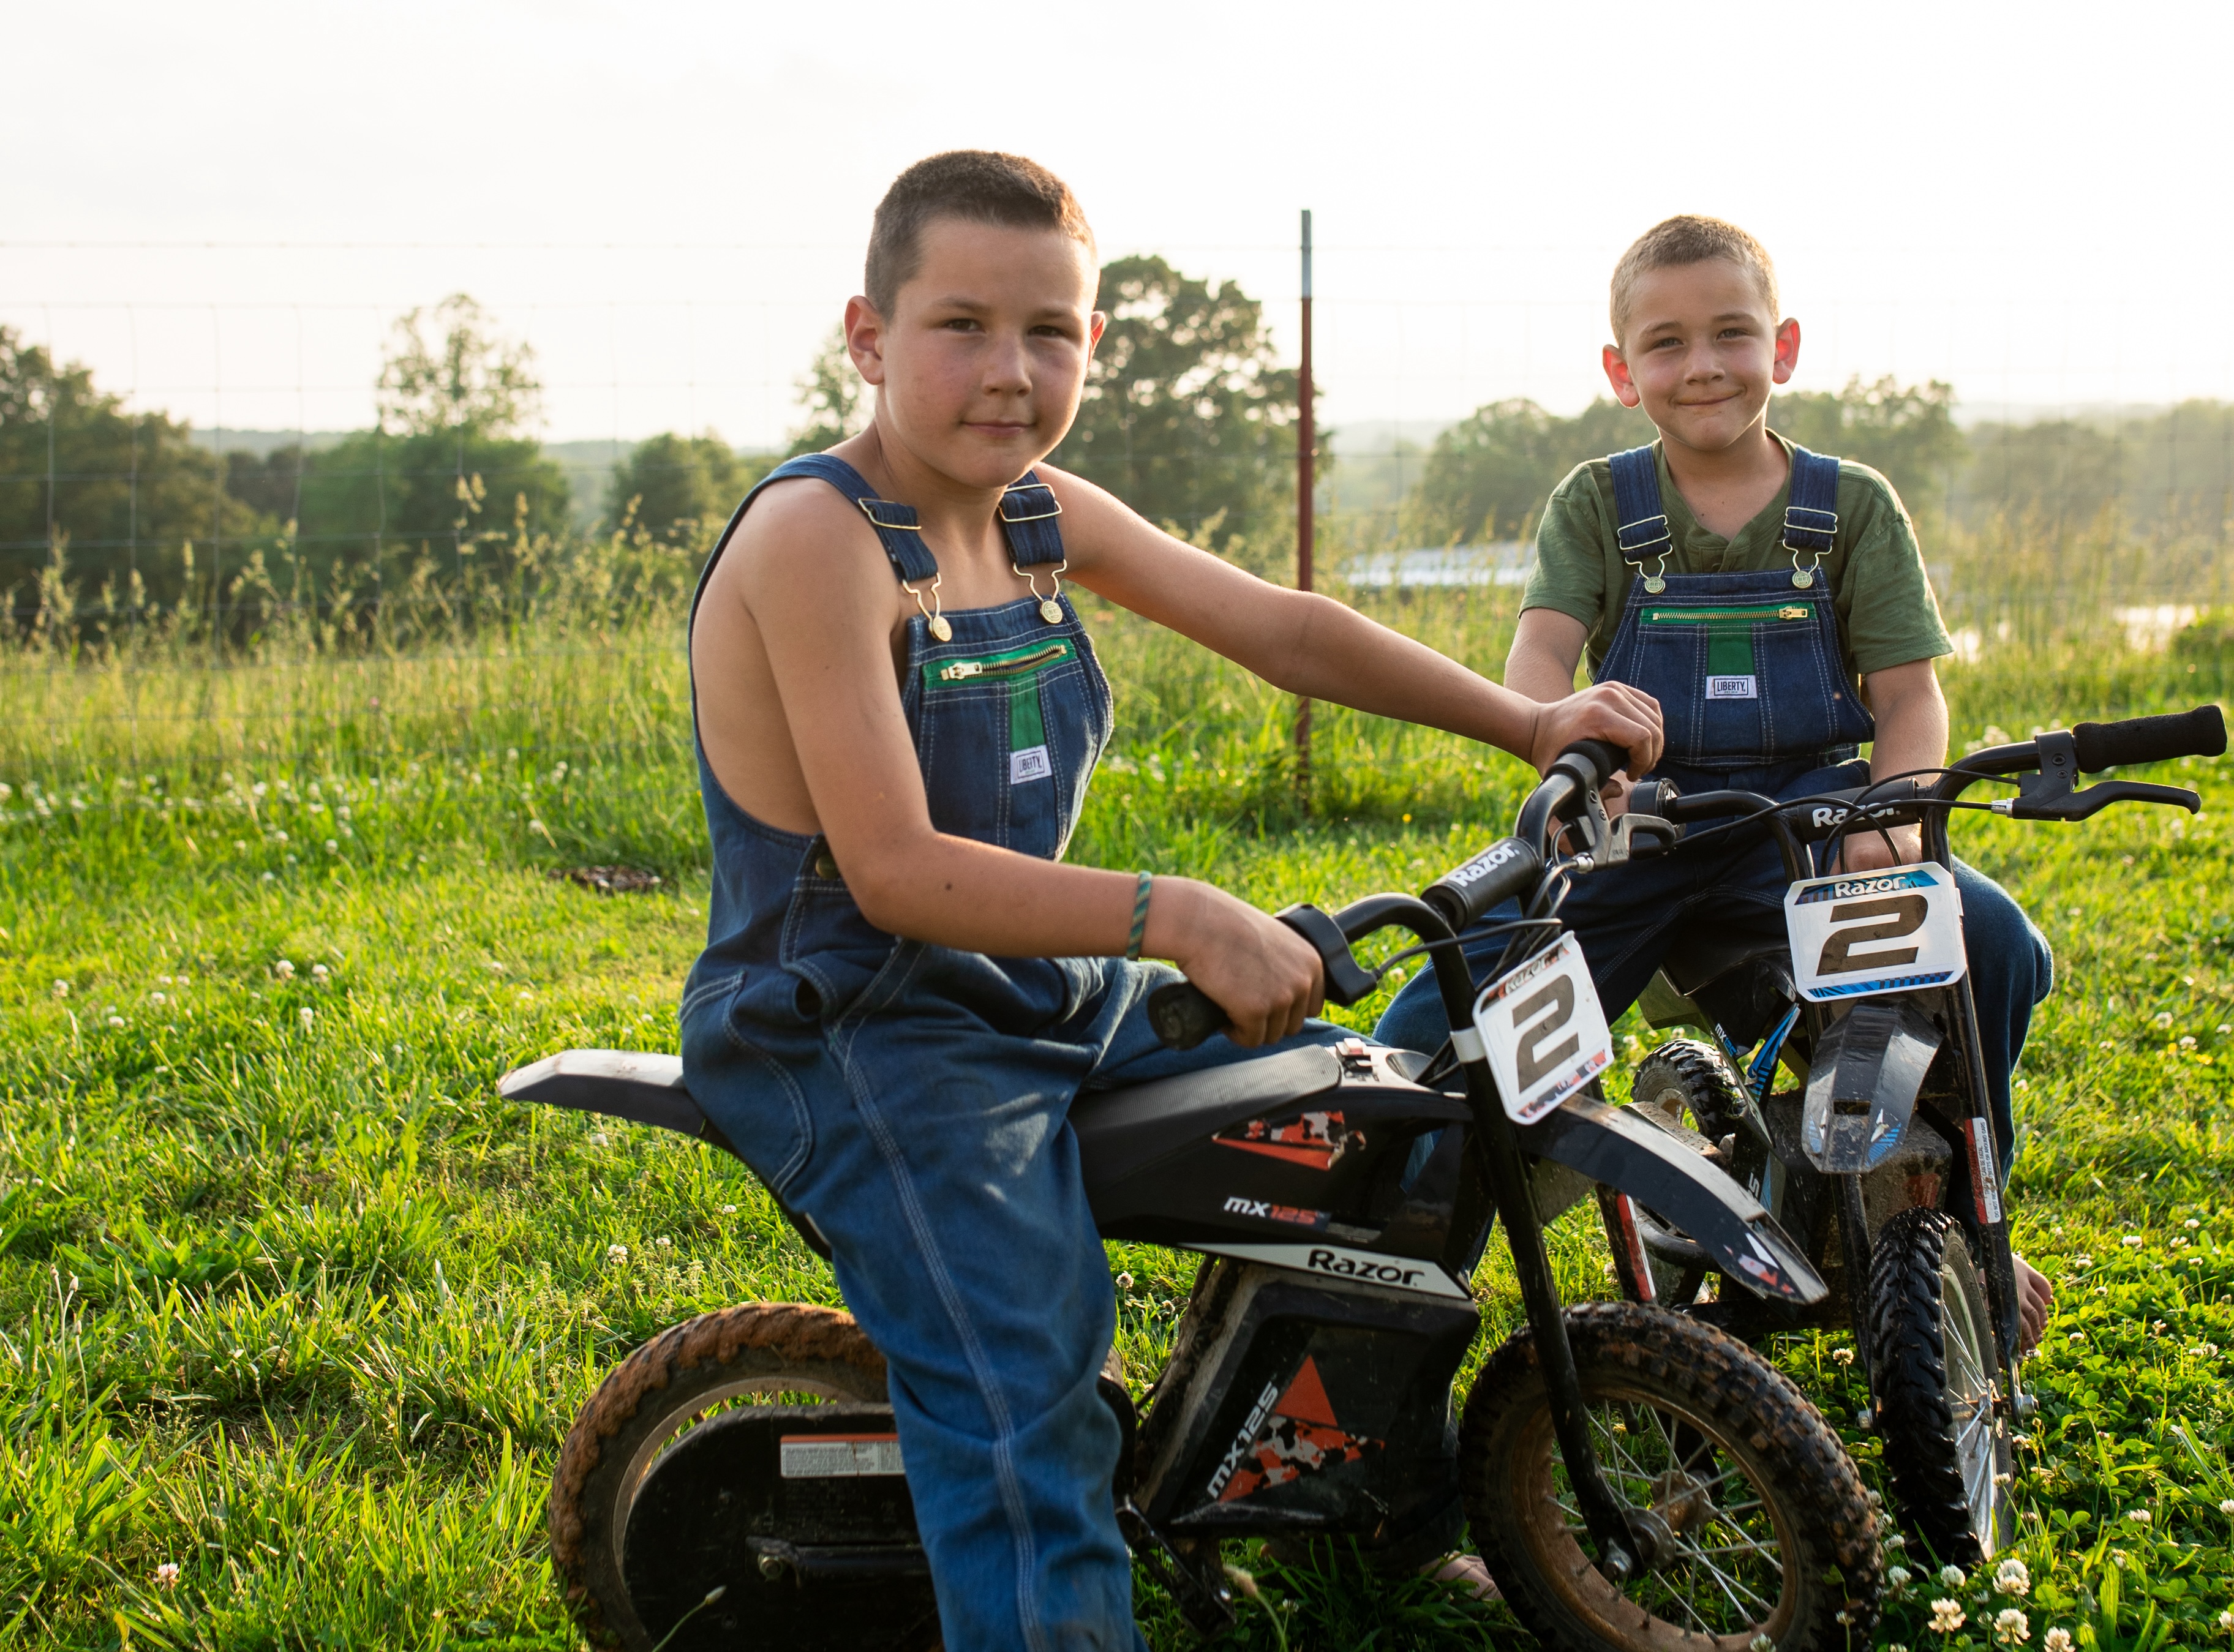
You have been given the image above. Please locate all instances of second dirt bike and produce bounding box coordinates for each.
[1601,705,2225,1563]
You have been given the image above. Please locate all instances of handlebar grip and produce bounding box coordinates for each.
[1556,738,1631,787]
[1147,981,1227,1051]
[2070,705,2227,773]
[1422,835,1543,931]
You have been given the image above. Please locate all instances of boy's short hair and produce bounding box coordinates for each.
[865,151,1097,315]
[1609,216,1779,343]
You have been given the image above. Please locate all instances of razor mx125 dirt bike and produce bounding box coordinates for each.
[1600,706,2225,1564]
[502,741,1884,1651]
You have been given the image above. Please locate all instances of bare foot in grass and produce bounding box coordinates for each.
[2015,1253,2055,1356]
[1425,1553,1500,1600]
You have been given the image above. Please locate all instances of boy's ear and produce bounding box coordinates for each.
[1771,318,1800,387]
[1089,310,1107,353]
[1601,344,1642,410]
[844,295,887,387]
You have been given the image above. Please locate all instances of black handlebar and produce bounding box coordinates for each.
[2071,705,2226,773]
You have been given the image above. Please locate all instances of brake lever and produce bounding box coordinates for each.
[1996,780,2200,822]
[1274,903,1382,1007]
[1604,814,1681,860]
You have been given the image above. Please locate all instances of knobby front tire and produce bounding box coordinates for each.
[1460,1302,1881,1651]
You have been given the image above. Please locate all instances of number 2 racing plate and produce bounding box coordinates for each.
[1784,861,1967,1004]
[1471,933,1613,1124]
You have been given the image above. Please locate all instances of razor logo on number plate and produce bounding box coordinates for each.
[1470,933,1612,1124]
[1784,862,1968,1003]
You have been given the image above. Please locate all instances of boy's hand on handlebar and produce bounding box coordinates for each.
[1832,826,1921,873]
[1526,683,1663,782]
[1145,879,1325,1048]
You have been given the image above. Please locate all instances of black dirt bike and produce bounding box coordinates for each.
[499,740,1885,1652]
[1592,706,2226,1566]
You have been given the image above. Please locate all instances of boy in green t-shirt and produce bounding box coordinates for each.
[1374,215,2055,1346]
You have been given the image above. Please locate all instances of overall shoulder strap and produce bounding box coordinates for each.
[1781,446,1840,558]
[745,452,941,582]
[1608,445,1672,564]
[997,470,1066,567]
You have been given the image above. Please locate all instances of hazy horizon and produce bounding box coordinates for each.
[9,0,2230,448]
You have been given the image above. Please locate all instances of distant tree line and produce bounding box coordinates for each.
[7,262,2230,646]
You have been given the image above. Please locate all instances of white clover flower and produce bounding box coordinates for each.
[2181,1035,2198,1048]
[721,1204,737,1215]
[2221,1496,2234,1514]
[154,1561,179,1588]
[298,1007,314,1030]
[1995,1556,2031,1596]
[2074,1253,2093,1267]
[2044,1629,2072,1652]
[107,1015,125,1028]
[653,1236,672,1250]
[261,871,275,882]
[271,830,288,844]
[2219,1607,2234,1631]
[149,992,165,1005]
[606,1244,628,1264]
[2126,1507,2151,1524]
[1886,1533,1906,1550]
[1941,1564,1968,1589]
[2219,1026,2233,1037]
[51,979,69,997]
[1116,1272,1135,1291]
[1887,1564,1913,1590]
[2187,1218,2203,1229]
[1832,1346,1854,1365]
[323,839,338,854]
[311,963,328,981]
[1931,1599,1966,1633]
[2123,1234,2146,1247]
[1994,1607,2030,1645]
[274,959,296,980]
[2154,1011,2175,1029]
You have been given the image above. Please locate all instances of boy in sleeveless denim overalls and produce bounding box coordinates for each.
[680,151,1661,1650]
[1375,215,2058,1349]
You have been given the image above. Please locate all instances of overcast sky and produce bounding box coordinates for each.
[6,0,2228,448]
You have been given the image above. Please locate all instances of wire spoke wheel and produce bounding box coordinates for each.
[1462,1302,1879,1651]
[1868,1207,2015,1564]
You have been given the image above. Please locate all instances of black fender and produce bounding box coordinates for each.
[1800,999,1942,1173]
[1519,1096,1825,1304]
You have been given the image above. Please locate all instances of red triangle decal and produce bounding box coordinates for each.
[1274,1355,1339,1427]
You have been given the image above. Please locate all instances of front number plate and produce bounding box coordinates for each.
[1784,862,1966,1004]
[1471,933,1612,1124]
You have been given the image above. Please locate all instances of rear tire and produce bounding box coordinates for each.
[1867,1208,2015,1564]
[1461,1302,1880,1650]
[548,1302,895,1651]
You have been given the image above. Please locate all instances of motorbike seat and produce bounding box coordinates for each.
[1070,1044,1344,1192]
[1650,922,1797,1049]
[498,1049,742,1155]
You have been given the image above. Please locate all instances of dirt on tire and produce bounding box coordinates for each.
[1459,1300,1881,1651]
[548,1302,888,1651]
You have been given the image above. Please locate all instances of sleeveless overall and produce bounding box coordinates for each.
[1377,443,2050,1174]
[679,454,1345,1651]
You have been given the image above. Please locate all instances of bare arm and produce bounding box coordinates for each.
[1051,471,1661,776]
[1835,658,1949,871]
[1505,608,1590,704]
[716,484,1320,1045]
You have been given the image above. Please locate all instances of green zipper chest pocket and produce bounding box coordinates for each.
[922,640,1077,779]
[1641,603,1813,680]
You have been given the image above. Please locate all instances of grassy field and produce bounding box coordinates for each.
[2,585,2233,1650]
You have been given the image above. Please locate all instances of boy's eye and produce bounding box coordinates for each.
[941,317,983,332]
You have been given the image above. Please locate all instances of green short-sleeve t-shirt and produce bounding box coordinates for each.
[1522,433,1952,686]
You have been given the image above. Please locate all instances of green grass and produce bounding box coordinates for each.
[3,598,2233,1649]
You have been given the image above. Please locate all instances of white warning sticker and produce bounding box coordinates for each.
[779,1433,906,1478]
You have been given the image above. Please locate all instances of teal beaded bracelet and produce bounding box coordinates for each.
[1124,870,1153,961]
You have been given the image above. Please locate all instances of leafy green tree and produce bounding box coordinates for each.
[786,327,870,457]
[1050,255,1303,547]
[0,325,261,634]
[611,433,767,546]
[1407,397,1655,545]
[284,298,570,606]
[1770,376,1967,519]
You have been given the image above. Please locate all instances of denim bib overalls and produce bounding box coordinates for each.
[679,454,1344,1651]
[1376,443,2050,1176]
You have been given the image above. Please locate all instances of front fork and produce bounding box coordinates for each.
[1428,936,1644,1583]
